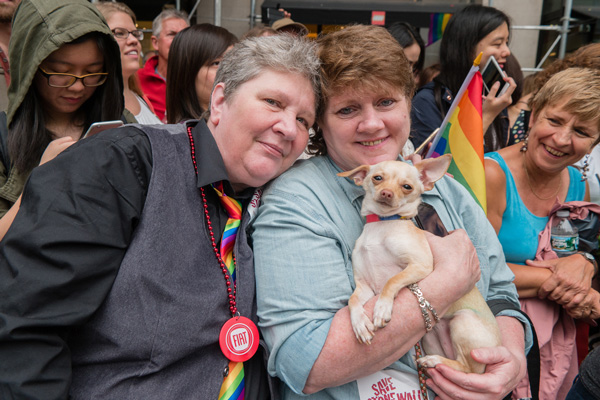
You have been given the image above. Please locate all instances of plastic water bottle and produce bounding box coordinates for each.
[551,210,579,257]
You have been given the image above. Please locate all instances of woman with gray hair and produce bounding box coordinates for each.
[0,34,320,400]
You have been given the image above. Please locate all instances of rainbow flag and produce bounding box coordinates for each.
[426,53,486,212]
[428,13,452,45]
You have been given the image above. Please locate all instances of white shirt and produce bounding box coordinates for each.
[134,94,162,125]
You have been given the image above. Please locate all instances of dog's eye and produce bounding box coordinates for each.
[402,184,413,190]
[373,175,383,181]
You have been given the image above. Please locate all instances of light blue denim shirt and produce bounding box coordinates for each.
[251,155,532,399]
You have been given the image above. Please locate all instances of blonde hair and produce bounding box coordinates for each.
[531,68,600,141]
[95,1,145,99]
[95,1,136,24]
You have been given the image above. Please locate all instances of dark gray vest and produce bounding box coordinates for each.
[68,123,272,399]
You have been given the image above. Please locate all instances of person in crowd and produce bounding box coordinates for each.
[271,17,308,36]
[166,23,237,124]
[251,24,530,400]
[503,54,527,145]
[0,0,20,111]
[0,33,320,399]
[511,44,600,138]
[242,25,277,39]
[530,44,600,203]
[566,347,600,400]
[0,0,123,228]
[95,1,161,125]
[418,63,440,89]
[533,44,600,97]
[387,21,425,85]
[137,8,189,122]
[411,5,516,152]
[485,67,600,400]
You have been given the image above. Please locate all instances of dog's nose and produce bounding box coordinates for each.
[380,189,393,199]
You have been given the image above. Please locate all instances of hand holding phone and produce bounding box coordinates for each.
[81,120,124,139]
[481,55,509,97]
[267,8,286,24]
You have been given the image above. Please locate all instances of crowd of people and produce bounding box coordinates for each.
[0,1,598,399]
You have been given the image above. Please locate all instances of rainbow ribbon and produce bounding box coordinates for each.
[214,182,245,400]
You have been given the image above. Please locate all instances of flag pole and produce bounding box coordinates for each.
[425,52,483,159]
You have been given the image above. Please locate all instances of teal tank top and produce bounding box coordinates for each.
[485,151,585,265]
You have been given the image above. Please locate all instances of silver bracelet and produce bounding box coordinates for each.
[408,283,440,332]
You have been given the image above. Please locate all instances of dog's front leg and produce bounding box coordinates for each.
[373,262,432,329]
[349,279,376,344]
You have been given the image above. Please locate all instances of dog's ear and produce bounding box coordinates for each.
[337,165,371,186]
[414,154,452,191]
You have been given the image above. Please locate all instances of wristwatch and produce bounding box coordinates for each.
[578,251,598,277]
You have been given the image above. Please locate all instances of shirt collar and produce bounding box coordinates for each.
[325,156,366,204]
[187,120,232,191]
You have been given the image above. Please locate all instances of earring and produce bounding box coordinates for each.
[581,154,590,181]
[520,137,528,153]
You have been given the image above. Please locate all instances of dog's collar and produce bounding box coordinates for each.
[365,214,411,223]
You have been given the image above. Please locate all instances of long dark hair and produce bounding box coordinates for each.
[166,23,237,124]
[387,22,425,74]
[438,5,510,94]
[435,5,510,150]
[9,32,123,174]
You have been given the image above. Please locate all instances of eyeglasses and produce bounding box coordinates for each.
[111,27,144,41]
[38,67,108,88]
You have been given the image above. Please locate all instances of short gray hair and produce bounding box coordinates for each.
[214,34,320,107]
[152,9,189,37]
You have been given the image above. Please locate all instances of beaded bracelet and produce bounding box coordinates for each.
[408,283,440,332]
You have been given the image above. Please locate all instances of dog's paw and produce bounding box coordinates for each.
[417,355,442,369]
[373,297,393,329]
[351,312,376,345]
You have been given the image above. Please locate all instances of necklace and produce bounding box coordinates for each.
[200,186,238,316]
[522,153,562,201]
[186,126,237,316]
[186,125,259,363]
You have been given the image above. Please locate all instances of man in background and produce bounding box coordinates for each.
[137,8,188,122]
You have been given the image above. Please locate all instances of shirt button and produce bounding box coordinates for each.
[223,365,229,377]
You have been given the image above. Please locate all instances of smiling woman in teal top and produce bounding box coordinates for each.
[485,67,600,400]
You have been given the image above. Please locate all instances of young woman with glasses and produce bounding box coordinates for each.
[0,0,123,235]
[96,1,161,125]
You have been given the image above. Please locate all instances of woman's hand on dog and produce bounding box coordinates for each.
[425,346,522,399]
[426,229,481,304]
[425,316,526,399]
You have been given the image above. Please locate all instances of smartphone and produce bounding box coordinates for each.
[82,120,124,139]
[481,55,509,96]
[267,8,285,24]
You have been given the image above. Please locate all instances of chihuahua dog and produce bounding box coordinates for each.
[338,155,501,374]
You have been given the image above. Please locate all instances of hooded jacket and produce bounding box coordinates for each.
[0,0,120,216]
[7,0,116,124]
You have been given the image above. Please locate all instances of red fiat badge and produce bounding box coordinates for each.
[219,316,259,362]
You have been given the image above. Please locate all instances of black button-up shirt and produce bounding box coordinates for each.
[0,121,252,398]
